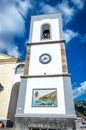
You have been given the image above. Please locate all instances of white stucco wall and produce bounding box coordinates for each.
[24,77,66,115]
[29,43,62,75]
[13,74,22,84]
[32,19,60,42]
[13,62,25,84]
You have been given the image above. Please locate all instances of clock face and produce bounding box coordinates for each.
[39,53,51,64]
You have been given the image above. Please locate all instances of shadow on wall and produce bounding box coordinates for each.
[7,82,20,122]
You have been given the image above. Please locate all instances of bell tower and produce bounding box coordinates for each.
[15,13,76,130]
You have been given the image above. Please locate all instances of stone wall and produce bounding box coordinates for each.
[75,118,86,130]
[1,117,86,130]
[14,117,76,130]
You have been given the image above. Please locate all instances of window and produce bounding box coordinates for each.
[41,24,51,40]
[15,64,24,74]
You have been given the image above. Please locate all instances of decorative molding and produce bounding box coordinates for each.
[0,58,19,64]
[24,45,31,76]
[27,40,65,46]
[61,43,68,74]
[21,74,71,78]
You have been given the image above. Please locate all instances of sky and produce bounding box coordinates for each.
[0,0,86,101]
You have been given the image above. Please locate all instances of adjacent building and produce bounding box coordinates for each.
[0,53,24,127]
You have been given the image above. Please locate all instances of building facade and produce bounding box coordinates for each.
[0,53,24,127]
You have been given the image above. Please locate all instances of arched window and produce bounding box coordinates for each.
[15,64,24,74]
[41,24,51,40]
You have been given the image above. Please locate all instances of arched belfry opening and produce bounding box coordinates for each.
[41,24,51,39]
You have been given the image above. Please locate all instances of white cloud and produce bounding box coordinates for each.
[8,46,21,58]
[58,1,75,23]
[0,0,32,58]
[63,29,79,43]
[40,0,85,24]
[15,0,32,19]
[0,39,20,58]
[0,0,85,58]
[40,1,74,23]
[73,81,86,99]
[0,5,25,37]
[57,0,85,24]
[72,0,85,10]
[41,4,57,14]
[39,1,85,44]
[40,1,74,24]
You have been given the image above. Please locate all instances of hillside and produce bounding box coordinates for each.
[75,100,86,120]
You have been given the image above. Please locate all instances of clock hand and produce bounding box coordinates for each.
[43,57,47,61]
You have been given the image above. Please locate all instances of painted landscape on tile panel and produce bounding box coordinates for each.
[32,89,57,107]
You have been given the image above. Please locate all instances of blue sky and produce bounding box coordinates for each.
[0,0,86,101]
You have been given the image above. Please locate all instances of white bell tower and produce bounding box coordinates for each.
[15,13,76,130]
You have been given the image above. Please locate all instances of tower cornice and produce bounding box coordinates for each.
[21,74,71,78]
[27,40,66,46]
